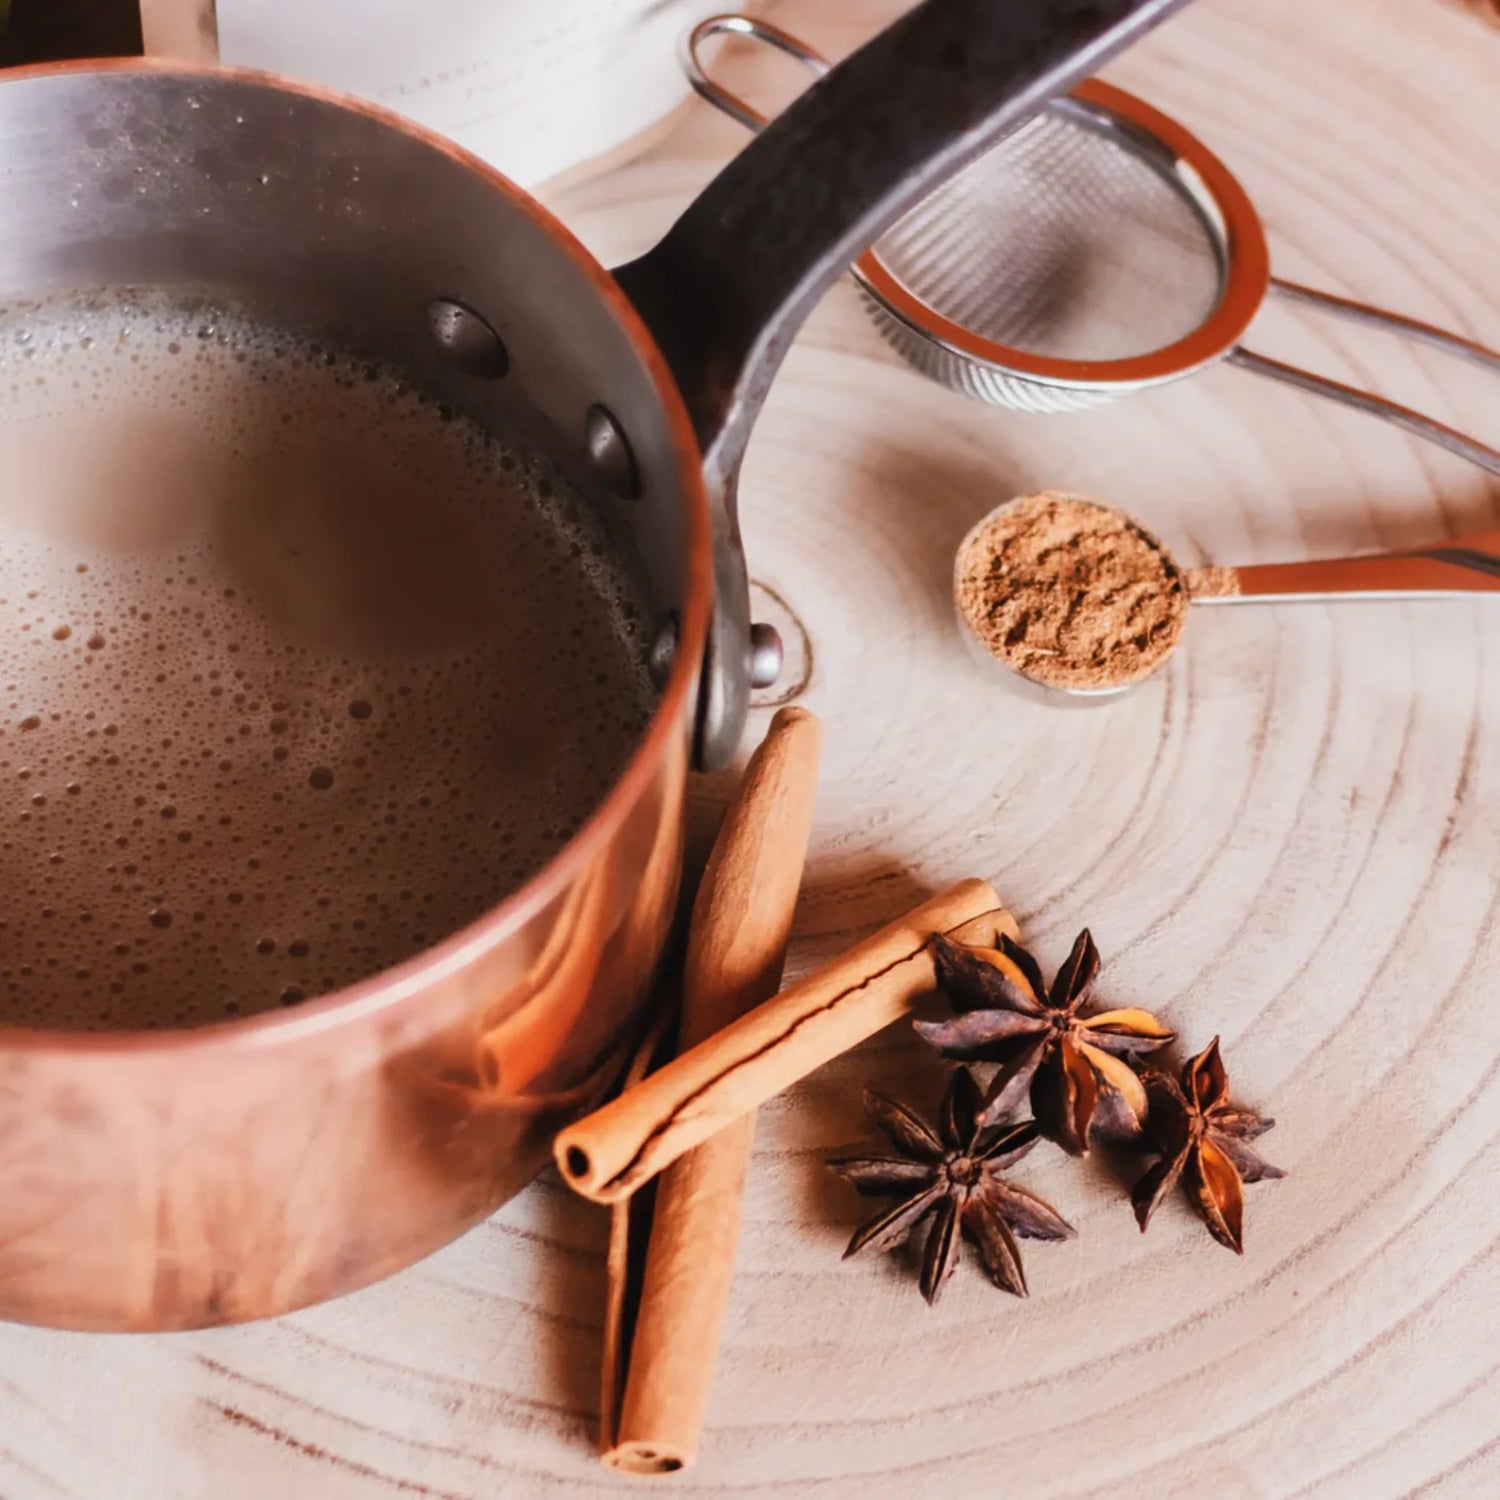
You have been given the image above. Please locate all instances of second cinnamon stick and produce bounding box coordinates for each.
[604,704,821,1475]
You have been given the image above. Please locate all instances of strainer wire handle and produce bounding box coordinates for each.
[1270,278,1500,382]
[1233,277,1500,477]
[1229,345,1500,480]
[682,14,830,135]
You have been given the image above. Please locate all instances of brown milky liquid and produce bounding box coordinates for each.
[0,292,656,1030]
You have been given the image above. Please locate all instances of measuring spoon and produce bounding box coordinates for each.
[954,493,1499,699]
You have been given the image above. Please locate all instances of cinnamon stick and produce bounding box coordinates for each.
[556,878,1014,1206]
[601,704,822,1475]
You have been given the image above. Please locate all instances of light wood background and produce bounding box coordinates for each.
[1,0,1498,1495]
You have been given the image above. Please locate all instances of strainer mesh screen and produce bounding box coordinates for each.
[873,109,1226,363]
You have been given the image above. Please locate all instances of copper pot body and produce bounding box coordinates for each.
[0,61,712,1330]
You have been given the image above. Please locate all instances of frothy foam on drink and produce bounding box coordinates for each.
[0,291,656,1030]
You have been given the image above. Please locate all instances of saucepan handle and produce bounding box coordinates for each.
[614,0,1196,770]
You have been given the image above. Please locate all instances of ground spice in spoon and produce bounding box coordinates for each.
[954,492,1191,691]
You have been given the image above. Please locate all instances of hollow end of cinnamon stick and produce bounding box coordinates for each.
[604,1439,689,1476]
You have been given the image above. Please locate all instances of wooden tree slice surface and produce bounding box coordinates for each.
[0,1,1497,1495]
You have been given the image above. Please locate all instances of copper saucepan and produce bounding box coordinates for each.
[0,0,1190,1329]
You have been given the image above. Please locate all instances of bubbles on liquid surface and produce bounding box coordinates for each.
[0,289,657,1032]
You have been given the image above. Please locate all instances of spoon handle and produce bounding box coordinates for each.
[1192,529,1500,603]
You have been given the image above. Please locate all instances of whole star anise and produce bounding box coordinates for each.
[827,1067,1074,1305]
[1131,1037,1284,1254]
[917,929,1176,1153]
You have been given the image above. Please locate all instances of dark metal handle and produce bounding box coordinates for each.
[616,0,1196,768]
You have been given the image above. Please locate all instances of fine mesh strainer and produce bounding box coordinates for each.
[686,15,1500,470]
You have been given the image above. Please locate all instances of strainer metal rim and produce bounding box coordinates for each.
[852,78,1272,391]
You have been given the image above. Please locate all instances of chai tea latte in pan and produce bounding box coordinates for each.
[0,293,656,1030]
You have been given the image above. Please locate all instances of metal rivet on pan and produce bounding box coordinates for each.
[426,297,509,378]
[584,404,641,499]
[648,616,678,687]
[748,622,783,690]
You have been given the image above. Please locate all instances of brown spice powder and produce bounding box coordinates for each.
[954,493,1188,691]
[1184,565,1241,600]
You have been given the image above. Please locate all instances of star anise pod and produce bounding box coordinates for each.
[1131,1037,1284,1254]
[827,1067,1074,1305]
[916,929,1175,1153]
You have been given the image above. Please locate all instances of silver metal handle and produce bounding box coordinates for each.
[1270,278,1500,380]
[682,14,830,134]
[1231,278,1500,478]
[1195,527,1500,602]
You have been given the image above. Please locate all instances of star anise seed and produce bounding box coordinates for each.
[828,1067,1074,1305]
[918,929,1175,1153]
[1131,1036,1284,1254]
